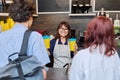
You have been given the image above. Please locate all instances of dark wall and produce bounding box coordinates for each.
[32,13,120,30]
[32,14,94,34]
[32,14,95,41]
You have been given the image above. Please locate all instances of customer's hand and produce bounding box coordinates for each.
[42,69,47,80]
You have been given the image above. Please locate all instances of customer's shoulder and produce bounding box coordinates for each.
[28,31,43,41]
[50,38,57,42]
[76,48,90,57]
[31,31,42,35]
[0,30,11,37]
[30,31,42,37]
[72,48,89,63]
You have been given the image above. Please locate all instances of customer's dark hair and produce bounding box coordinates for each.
[8,0,35,22]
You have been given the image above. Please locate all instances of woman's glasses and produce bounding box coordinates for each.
[59,28,68,31]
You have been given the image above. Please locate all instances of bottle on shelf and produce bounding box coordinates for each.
[2,0,7,12]
[2,0,6,7]
[0,17,15,32]
[114,14,120,34]
[0,1,3,12]
[79,31,84,47]
[97,8,106,16]
[71,0,79,13]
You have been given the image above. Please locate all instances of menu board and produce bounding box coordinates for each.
[93,0,120,12]
[38,0,69,13]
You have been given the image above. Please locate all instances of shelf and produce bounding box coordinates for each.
[33,14,38,17]
[0,0,13,4]
[0,13,38,17]
[69,13,96,16]
[0,13,9,16]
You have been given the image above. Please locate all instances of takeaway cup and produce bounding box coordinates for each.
[69,38,76,51]
[43,35,50,49]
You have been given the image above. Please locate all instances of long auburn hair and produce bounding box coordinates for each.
[84,16,116,56]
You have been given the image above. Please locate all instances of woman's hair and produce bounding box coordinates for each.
[84,16,116,56]
[8,0,35,22]
[55,21,71,39]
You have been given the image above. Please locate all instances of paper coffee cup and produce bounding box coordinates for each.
[43,35,50,49]
[69,38,76,51]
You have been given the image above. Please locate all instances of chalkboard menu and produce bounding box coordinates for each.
[38,0,69,13]
[93,0,120,12]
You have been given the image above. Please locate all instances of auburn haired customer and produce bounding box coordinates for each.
[69,16,120,80]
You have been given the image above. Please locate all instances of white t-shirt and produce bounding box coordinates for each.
[69,45,120,80]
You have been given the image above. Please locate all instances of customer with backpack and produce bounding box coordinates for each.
[0,0,50,79]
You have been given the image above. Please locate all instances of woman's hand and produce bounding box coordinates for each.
[47,49,50,55]
[74,43,78,54]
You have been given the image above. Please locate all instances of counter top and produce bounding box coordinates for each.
[46,68,68,80]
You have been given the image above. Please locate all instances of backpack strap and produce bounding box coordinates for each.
[19,30,33,56]
[17,30,32,80]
